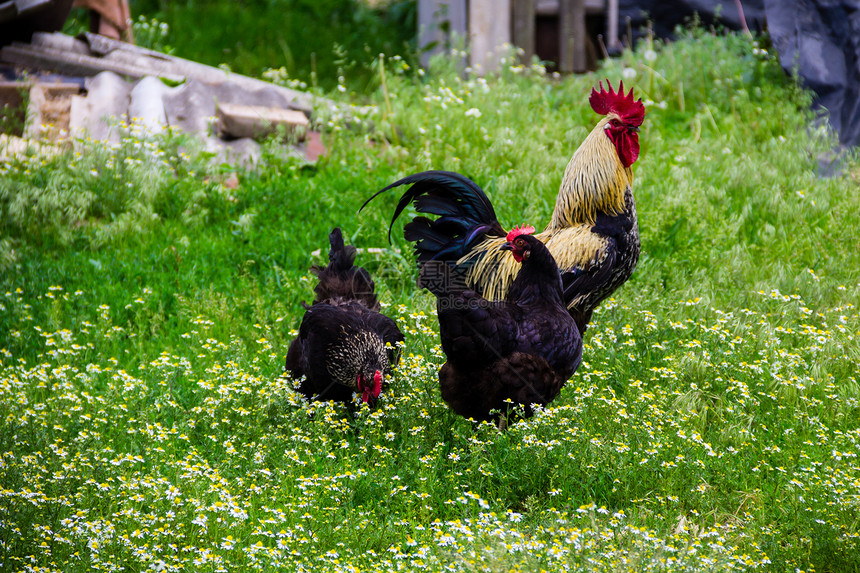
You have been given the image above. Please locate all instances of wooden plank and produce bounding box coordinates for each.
[1,43,186,82]
[606,0,620,52]
[469,0,510,74]
[572,0,587,72]
[0,81,30,107]
[36,82,80,97]
[512,0,536,63]
[559,0,586,73]
[559,0,573,73]
[216,103,308,141]
[31,31,95,56]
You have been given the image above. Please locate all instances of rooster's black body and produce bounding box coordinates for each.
[285,228,404,405]
[436,232,582,422]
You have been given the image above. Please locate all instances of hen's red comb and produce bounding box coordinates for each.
[506,224,535,242]
[589,79,645,126]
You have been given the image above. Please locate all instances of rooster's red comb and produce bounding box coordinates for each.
[589,79,645,126]
[506,224,535,242]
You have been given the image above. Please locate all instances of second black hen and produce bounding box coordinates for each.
[435,226,583,424]
[285,228,404,406]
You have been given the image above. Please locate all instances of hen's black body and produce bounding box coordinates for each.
[284,228,404,404]
[436,233,582,422]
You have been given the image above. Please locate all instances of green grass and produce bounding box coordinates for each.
[2,27,860,572]
[116,0,418,93]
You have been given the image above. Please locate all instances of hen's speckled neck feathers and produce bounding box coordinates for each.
[326,327,387,389]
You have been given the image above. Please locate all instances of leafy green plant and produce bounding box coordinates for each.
[132,15,174,53]
[131,0,418,92]
[0,87,28,136]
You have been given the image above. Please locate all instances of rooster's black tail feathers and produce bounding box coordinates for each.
[310,227,379,310]
[361,171,506,291]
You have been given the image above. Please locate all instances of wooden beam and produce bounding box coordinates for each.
[512,0,535,64]
[559,0,586,73]
[606,0,621,52]
[1,42,186,83]
[469,0,511,75]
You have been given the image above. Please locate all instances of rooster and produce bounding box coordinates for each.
[435,225,582,425]
[284,228,404,406]
[362,80,645,333]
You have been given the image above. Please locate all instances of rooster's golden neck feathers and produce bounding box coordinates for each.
[549,115,633,229]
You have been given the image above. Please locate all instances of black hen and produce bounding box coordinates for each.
[284,228,404,405]
[435,228,582,424]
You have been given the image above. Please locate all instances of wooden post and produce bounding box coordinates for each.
[512,0,535,64]
[469,0,511,75]
[606,0,621,52]
[560,0,586,73]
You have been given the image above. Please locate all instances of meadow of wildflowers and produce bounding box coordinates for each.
[1,28,858,572]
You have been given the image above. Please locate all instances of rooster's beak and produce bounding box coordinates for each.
[500,242,513,252]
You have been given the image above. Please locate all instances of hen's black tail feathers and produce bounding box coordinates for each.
[361,171,506,293]
[309,227,379,310]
